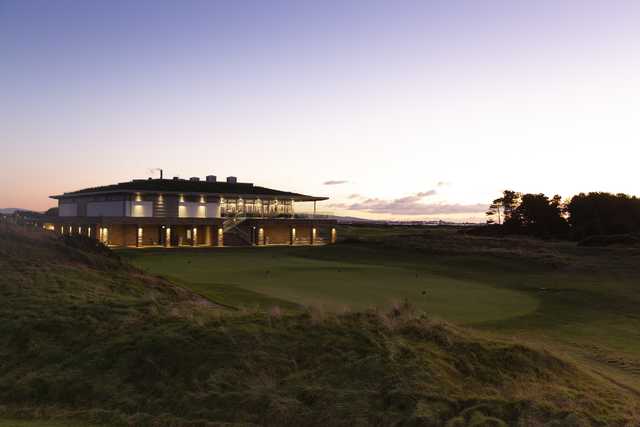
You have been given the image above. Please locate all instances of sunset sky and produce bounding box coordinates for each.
[2,1,639,221]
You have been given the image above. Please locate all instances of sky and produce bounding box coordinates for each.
[1,0,639,221]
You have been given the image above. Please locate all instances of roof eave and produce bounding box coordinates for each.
[51,190,329,202]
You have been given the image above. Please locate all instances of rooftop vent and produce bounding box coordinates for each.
[173,176,180,180]
[189,177,200,182]
[206,175,217,183]
[226,176,237,184]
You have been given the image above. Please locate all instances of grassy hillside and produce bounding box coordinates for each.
[124,226,640,367]
[1,224,639,426]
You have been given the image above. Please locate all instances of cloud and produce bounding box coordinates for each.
[348,193,363,199]
[329,191,486,215]
[437,181,451,187]
[323,180,348,185]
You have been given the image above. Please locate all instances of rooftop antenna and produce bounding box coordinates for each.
[148,168,163,179]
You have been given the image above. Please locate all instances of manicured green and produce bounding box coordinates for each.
[123,246,539,324]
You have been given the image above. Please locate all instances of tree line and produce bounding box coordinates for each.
[486,191,640,239]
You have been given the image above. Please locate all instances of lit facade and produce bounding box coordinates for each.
[45,175,337,247]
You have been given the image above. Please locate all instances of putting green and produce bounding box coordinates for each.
[125,248,539,325]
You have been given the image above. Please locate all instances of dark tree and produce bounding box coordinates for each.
[506,193,569,237]
[567,192,640,238]
[486,190,521,225]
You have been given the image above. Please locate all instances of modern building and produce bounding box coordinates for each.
[44,175,337,247]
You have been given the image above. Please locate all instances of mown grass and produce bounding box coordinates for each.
[2,224,640,426]
[122,247,540,325]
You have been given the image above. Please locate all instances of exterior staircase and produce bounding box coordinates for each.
[222,215,253,246]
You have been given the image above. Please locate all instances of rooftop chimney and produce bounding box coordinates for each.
[206,175,217,183]
[189,177,200,182]
[226,176,237,184]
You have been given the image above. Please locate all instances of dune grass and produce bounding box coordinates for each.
[3,224,640,425]
[0,420,107,427]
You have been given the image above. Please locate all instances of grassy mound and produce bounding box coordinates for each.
[1,225,638,426]
[578,233,640,247]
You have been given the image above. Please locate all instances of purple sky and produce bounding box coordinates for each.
[2,1,640,220]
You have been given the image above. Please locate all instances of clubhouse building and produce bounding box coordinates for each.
[44,175,337,247]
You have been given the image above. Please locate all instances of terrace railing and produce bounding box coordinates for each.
[220,209,334,220]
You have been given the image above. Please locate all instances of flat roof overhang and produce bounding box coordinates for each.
[50,190,328,202]
[45,217,337,226]
[48,217,225,226]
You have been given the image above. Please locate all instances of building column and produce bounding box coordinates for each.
[192,226,198,247]
[217,227,224,247]
[289,226,296,245]
[164,226,171,248]
[136,226,142,247]
[310,227,316,245]
[257,227,264,246]
[205,225,212,246]
[99,225,109,245]
[330,227,337,244]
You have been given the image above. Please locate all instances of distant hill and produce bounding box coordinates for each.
[0,208,24,214]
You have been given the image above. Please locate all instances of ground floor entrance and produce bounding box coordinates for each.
[43,219,337,248]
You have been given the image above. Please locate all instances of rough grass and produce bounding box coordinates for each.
[1,224,640,426]
[0,420,111,427]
